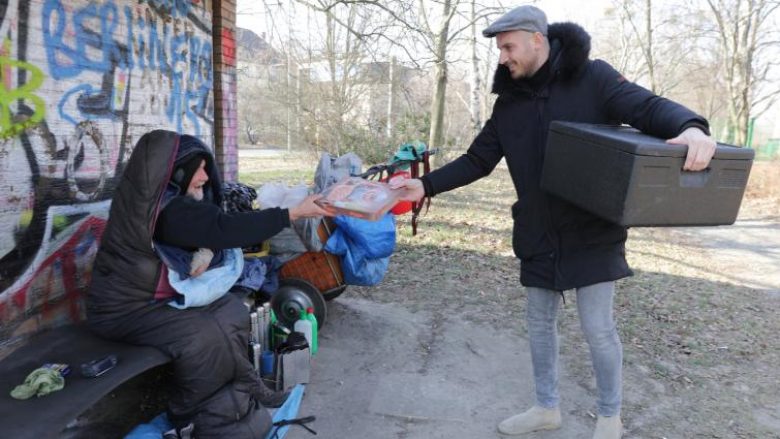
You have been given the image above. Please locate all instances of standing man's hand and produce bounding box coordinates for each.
[390,178,426,203]
[288,194,332,221]
[666,127,716,171]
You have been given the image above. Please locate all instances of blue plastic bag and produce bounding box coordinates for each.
[324,214,395,286]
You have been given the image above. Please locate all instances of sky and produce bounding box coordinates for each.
[236,0,612,46]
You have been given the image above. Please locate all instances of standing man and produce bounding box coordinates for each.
[393,5,716,439]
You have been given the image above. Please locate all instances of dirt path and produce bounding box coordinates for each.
[291,212,780,438]
[664,219,780,295]
[620,221,780,438]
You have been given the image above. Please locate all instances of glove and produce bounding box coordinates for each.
[190,248,214,277]
[10,367,65,399]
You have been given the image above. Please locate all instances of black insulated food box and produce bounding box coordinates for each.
[540,122,754,226]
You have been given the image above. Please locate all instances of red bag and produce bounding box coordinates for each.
[384,171,413,215]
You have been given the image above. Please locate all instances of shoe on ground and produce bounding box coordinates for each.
[163,423,194,439]
[260,389,290,408]
[592,415,622,439]
[497,405,562,435]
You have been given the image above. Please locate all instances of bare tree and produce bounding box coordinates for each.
[292,0,501,159]
[704,0,780,145]
[602,0,691,96]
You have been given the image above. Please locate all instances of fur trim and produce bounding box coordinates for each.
[491,22,591,95]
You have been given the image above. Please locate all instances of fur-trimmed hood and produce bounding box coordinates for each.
[491,22,591,95]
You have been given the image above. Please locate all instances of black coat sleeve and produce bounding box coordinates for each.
[421,116,503,196]
[593,60,710,138]
[154,196,292,250]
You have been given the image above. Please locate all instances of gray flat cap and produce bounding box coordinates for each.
[482,5,548,38]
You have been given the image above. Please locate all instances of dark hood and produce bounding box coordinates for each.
[169,134,223,207]
[491,22,591,95]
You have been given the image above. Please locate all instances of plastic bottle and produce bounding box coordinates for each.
[293,309,313,354]
[305,307,319,356]
[269,309,285,349]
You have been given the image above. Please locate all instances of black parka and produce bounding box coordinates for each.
[422,23,709,290]
[87,130,290,319]
[86,131,283,437]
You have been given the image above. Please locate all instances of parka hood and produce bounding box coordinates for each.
[491,22,592,95]
[169,134,223,206]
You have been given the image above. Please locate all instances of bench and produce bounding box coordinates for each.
[0,325,170,439]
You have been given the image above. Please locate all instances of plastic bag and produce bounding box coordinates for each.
[257,182,322,254]
[314,152,363,193]
[331,213,395,258]
[324,213,395,286]
[257,182,309,209]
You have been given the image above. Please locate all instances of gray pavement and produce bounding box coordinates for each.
[288,298,595,439]
[672,219,780,294]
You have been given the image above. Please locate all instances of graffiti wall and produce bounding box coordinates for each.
[0,0,215,346]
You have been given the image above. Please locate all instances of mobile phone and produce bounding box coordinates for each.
[80,354,118,378]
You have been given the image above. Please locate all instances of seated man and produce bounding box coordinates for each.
[86,131,329,439]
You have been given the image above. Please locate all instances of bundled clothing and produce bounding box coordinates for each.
[87,131,292,438]
[420,22,710,291]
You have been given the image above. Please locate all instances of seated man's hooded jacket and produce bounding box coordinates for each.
[88,130,289,318]
[87,130,290,438]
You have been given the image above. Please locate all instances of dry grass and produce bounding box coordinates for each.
[240,152,780,438]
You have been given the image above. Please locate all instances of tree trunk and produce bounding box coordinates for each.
[428,0,453,163]
[468,0,482,137]
[386,56,396,140]
[644,0,657,93]
[326,12,342,154]
[705,0,780,146]
[286,1,294,151]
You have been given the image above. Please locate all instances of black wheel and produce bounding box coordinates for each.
[271,278,327,330]
[322,285,347,301]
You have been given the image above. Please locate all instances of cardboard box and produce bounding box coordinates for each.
[541,122,754,226]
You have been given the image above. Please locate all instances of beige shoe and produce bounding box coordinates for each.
[592,415,622,439]
[497,406,562,435]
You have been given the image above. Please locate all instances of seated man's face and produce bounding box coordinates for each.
[187,160,209,201]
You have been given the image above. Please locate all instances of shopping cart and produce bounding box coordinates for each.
[265,146,436,330]
[272,219,344,330]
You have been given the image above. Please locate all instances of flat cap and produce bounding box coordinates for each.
[482,5,548,38]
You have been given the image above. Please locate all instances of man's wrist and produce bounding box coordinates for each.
[419,176,434,197]
[679,121,710,137]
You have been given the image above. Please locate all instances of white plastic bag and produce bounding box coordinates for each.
[256,182,323,255]
[257,182,309,209]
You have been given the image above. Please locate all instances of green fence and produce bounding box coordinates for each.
[755,139,779,160]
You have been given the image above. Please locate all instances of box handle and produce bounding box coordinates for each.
[679,168,711,188]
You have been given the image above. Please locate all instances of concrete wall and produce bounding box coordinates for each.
[0,0,236,348]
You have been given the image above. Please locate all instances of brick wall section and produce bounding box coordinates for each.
[212,0,240,183]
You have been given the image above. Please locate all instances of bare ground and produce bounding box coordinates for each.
[341,160,780,439]
[237,153,780,438]
[42,154,780,438]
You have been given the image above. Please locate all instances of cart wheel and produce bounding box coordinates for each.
[322,285,347,301]
[271,278,327,330]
